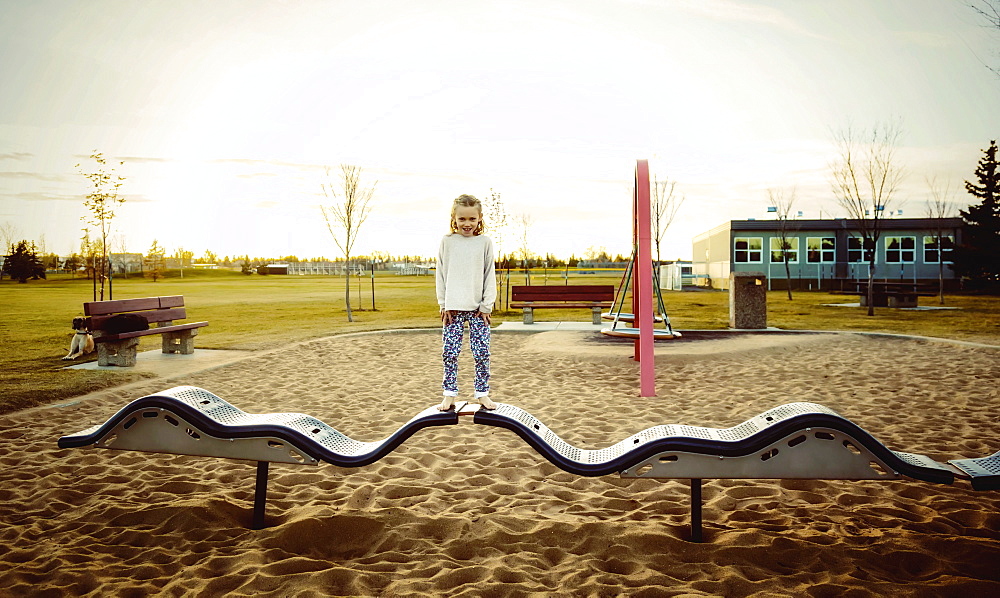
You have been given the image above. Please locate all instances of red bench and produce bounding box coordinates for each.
[84,295,209,366]
[510,285,615,325]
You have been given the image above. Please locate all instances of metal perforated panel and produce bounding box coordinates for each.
[718,420,760,441]
[950,451,1000,477]
[676,425,714,440]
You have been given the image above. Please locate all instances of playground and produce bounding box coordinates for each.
[1,327,998,595]
[0,163,995,596]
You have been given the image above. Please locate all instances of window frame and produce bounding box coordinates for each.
[769,236,799,264]
[847,236,872,263]
[884,236,916,264]
[806,236,835,264]
[734,236,763,264]
[923,235,954,263]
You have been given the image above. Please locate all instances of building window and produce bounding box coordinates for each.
[734,237,762,263]
[923,235,954,263]
[847,237,874,263]
[769,237,799,263]
[806,237,835,263]
[885,236,915,263]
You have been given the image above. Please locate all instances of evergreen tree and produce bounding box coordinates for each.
[2,240,46,283]
[952,140,1000,287]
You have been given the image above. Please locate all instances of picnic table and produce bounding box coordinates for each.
[832,282,937,308]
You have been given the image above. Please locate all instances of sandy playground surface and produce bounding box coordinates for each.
[1,329,998,597]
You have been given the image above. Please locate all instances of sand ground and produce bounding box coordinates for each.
[1,329,998,597]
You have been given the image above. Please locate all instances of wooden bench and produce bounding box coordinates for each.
[510,285,615,324]
[84,295,209,367]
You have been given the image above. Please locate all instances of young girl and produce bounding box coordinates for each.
[436,194,497,411]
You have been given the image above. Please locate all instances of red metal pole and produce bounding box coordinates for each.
[635,159,656,397]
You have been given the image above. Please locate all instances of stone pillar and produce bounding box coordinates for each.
[96,337,140,367]
[729,271,767,329]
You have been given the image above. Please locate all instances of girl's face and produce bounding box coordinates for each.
[453,206,481,237]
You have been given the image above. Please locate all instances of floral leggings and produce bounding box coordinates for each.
[441,310,491,396]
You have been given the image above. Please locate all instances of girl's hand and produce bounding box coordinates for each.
[441,310,453,325]
[479,311,492,326]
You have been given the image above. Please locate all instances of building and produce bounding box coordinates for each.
[109,253,144,274]
[692,218,963,290]
[258,263,289,275]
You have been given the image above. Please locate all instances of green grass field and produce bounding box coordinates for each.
[3,269,998,414]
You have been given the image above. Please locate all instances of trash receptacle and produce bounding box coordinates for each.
[729,272,767,329]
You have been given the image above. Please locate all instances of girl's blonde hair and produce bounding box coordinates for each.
[450,194,485,235]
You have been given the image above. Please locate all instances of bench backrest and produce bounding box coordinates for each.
[84,296,188,328]
[511,285,615,302]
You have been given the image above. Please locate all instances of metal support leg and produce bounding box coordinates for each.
[690,478,703,543]
[253,461,269,530]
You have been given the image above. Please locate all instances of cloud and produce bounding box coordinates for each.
[210,157,321,171]
[1,190,78,202]
[628,0,825,38]
[117,156,174,164]
[0,171,67,182]
[894,30,953,48]
[0,152,32,161]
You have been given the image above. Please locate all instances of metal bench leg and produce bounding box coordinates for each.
[253,461,269,530]
[690,478,703,543]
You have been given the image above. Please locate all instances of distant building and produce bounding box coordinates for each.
[165,257,193,269]
[393,263,433,275]
[258,263,289,275]
[109,253,144,274]
[658,260,697,290]
[692,218,963,290]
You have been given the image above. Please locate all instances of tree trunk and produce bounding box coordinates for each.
[344,261,354,322]
[938,258,945,305]
[784,257,793,300]
[866,260,876,316]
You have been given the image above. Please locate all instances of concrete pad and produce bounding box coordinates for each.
[822,302,960,311]
[63,348,250,377]
[495,321,607,332]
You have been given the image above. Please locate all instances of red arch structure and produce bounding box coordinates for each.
[633,159,656,397]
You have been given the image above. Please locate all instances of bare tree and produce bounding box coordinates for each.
[482,189,510,307]
[0,221,22,281]
[924,175,959,304]
[321,164,376,322]
[651,174,685,266]
[968,0,1000,76]
[830,121,905,315]
[77,151,126,301]
[513,212,534,284]
[0,221,20,251]
[767,187,799,300]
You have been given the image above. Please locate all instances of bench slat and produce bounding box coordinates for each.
[90,307,188,329]
[510,301,612,308]
[158,295,185,309]
[93,321,209,342]
[511,285,615,302]
[84,297,162,316]
[84,295,187,316]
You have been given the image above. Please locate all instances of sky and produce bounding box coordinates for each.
[1,0,998,262]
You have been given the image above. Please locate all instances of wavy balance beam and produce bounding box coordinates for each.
[58,386,999,540]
